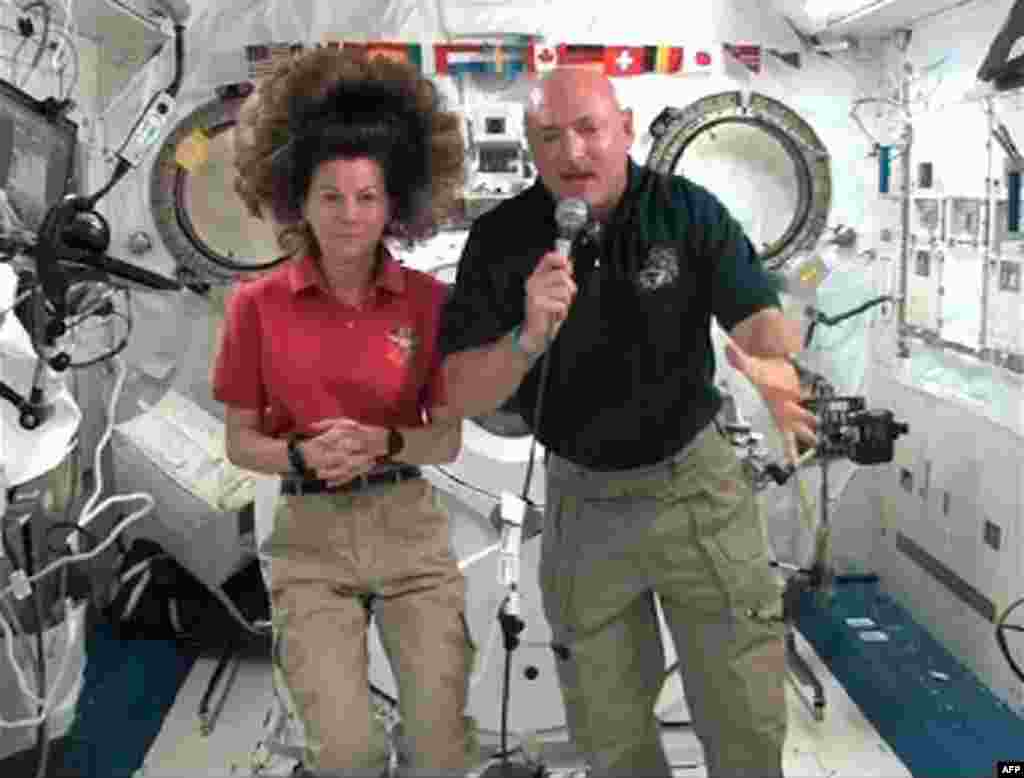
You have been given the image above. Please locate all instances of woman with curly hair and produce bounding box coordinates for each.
[212,46,475,776]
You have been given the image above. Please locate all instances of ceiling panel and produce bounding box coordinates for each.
[56,0,171,110]
[773,0,986,38]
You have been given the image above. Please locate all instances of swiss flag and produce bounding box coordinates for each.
[529,42,558,73]
[604,46,653,76]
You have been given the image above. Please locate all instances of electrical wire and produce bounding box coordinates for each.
[430,464,502,502]
[0,19,79,101]
[15,0,50,90]
[488,307,563,769]
[46,16,78,102]
[49,0,74,80]
[22,517,50,778]
[0,356,154,729]
[67,308,131,368]
[430,463,544,510]
[0,16,217,737]
[8,27,28,82]
[996,597,1024,684]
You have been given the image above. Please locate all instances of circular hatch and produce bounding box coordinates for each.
[646,91,832,271]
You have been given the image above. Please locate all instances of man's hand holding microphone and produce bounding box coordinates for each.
[515,198,589,360]
[519,252,578,355]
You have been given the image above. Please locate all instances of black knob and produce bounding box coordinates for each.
[524,665,539,681]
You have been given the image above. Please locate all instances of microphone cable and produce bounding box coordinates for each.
[486,348,565,777]
[489,287,560,771]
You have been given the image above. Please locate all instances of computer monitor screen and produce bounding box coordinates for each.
[0,79,76,235]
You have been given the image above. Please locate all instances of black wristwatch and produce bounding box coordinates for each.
[386,427,404,459]
[286,435,309,477]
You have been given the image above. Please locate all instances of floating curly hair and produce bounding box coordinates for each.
[233,46,466,257]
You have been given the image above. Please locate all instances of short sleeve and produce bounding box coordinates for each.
[437,224,520,358]
[211,282,267,410]
[701,191,784,332]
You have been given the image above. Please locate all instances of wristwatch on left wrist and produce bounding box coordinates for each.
[286,435,310,478]
[385,427,404,459]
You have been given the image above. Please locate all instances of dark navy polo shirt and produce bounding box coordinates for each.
[438,159,783,470]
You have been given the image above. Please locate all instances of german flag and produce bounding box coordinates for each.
[557,44,606,72]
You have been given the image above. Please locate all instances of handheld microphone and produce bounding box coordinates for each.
[554,197,589,257]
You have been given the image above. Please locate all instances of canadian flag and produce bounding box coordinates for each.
[529,42,558,73]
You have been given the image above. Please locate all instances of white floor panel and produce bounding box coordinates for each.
[137,628,911,778]
[135,655,277,777]
[137,460,909,778]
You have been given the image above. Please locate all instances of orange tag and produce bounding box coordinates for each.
[175,128,209,172]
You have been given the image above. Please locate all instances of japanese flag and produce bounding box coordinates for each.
[689,47,717,75]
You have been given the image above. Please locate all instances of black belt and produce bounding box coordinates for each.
[281,465,422,495]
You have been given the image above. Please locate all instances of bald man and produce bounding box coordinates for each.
[438,68,815,778]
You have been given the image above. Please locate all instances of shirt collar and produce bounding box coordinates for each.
[288,246,406,297]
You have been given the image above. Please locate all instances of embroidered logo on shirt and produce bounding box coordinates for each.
[634,244,681,292]
[385,326,420,366]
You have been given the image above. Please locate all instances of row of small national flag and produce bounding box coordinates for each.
[245,41,789,81]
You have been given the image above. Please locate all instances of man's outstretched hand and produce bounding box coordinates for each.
[724,339,818,464]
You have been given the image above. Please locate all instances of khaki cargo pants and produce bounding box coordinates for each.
[261,478,477,777]
[541,421,787,778]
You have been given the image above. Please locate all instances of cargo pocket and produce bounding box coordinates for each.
[696,508,781,618]
[538,492,578,642]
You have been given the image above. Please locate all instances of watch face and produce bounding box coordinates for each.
[388,428,404,457]
[288,438,307,474]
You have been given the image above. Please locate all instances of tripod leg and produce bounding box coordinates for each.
[783,577,827,722]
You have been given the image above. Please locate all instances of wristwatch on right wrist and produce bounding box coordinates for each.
[511,323,544,363]
[286,435,309,478]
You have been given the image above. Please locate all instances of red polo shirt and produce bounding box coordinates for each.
[212,251,448,438]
